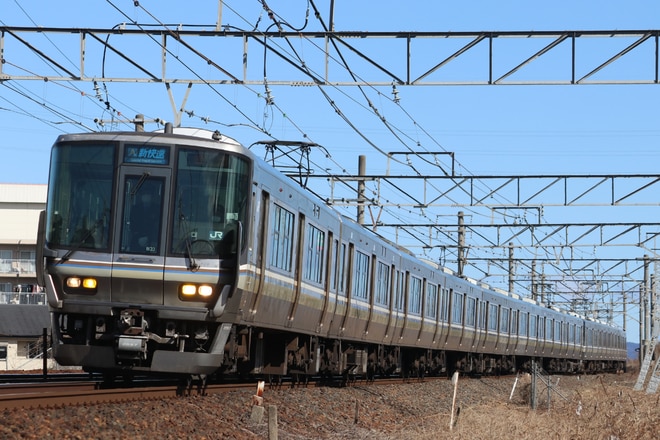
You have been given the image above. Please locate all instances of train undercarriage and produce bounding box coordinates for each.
[212,325,626,384]
[53,309,625,384]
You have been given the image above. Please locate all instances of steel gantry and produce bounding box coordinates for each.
[3,27,660,85]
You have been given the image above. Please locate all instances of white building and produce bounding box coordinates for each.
[0,183,46,304]
[0,184,53,371]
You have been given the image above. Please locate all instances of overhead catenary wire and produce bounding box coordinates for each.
[0,2,625,298]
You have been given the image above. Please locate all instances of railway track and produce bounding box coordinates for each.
[0,378,257,410]
[0,373,440,410]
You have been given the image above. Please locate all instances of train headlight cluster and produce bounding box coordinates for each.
[65,276,98,294]
[179,283,214,301]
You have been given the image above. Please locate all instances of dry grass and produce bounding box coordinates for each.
[3,366,655,439]
[397,370,660,440]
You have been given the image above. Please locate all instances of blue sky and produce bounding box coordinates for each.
[1,1,660,180]
[2,1,660,180]
[2,1,660,339]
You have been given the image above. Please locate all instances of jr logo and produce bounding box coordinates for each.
[209,231,224,240]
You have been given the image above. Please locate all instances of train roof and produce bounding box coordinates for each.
[55,127,244,150]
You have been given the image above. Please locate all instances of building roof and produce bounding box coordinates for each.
[0,305,50,337]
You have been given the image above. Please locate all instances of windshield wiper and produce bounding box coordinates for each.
[130,171,150,196]
[177,204,199,272]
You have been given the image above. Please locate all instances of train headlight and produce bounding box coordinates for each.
[181,284,197,296]
[179,284,214,301]
[198,285,213,297]
[65,276,98,294]
[82,278,97,289]
[66,277,82,288]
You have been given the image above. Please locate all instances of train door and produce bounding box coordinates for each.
[246,189,270,322]
[388,269,405,341]
[111,167,171,305]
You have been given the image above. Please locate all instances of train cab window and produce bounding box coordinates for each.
[375,262,390,306]
[353,251,370,300]
[120,176,165,254]
[46,141,115,250]
[465,296,477,327]
[303,223,325,284]
[172,148,250,257]
[409,276,422,315]
[451,292,464,324]
[425,283,438,319]
[269,204,295,271]
[488,303,498,331]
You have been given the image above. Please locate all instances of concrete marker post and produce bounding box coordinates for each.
[268,405,278,440]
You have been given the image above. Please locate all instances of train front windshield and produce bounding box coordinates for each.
[170,147,249,257]
[46,142,114,250]
[45,139,250,259]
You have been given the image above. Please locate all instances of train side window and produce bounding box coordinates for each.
[375,261,390,306]
[478,300,486,329]
[337,243,347,295]
[546,318,553,341]
[554,320,561,342]
[451,291,463,324]
[393,270,405,311]
[425,283,438,319]
[510,310,518,335]
[270,204,295,272]
[577,326,582,345]
[465,296,477,327]
[408,276,422,315]
[529,315,537,338]
[500,308,510,334]
[488,303,498,331]
[352,250,370,300]
[303,223,325,284]
[519,312,528,337]
[439,288,449,322]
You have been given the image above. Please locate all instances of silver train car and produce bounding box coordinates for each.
[36,126,627,378]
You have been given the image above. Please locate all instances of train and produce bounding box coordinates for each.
[35,124,627,381]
